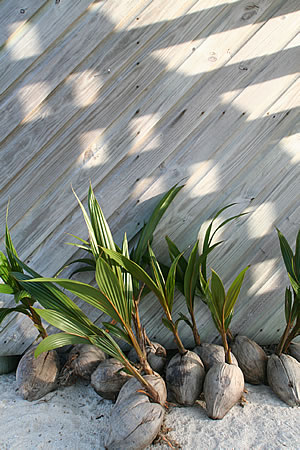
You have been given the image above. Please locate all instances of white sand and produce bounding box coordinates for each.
[0,373,299,450]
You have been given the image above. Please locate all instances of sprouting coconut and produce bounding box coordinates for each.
[203,268,249,419]
[16,346,60,401]
[267,354,300,406]
[91,358,131,400]
[105,375,166,450]
[267,228,300,406]
[166,350,205,405]
[62,344,106,382]
[194,343,238,372]
[288,342,300,362]
[128,341,167,374]
[204,362,244,419]
[231,335,268,384]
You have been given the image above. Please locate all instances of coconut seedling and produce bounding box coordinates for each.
[203,267,249,419]
[58,183,182,374]
[0,216,54,383]
[165,204,247,368]
[267,228,300,407]
[16,257,167,448]
[101,244,205,406]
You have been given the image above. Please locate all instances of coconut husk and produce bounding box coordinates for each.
[267,354,300,406]
[61,344,106,383]
[128,342,167,374]
[166,350,205,406]
[105,375,166,449]
[231,335,268,384]
[116,374,167,406]
[91,358,131,400]
[204,362,244,419]
[16,347,60,401]
[288,343,300,363]
[194,343,238,371]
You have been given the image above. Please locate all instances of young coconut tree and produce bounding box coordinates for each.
[267,228,300,407]
[15,259,167,448]
[203,267,249,419]
[165,204,246,370]
[0,217,58,390]
[57,183,182,373]
[101,244,205,406]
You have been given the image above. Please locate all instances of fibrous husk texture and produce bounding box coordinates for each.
[105,375,166,450]
[91,358,131,400]
[166,350,205,406]
[16,347,60,401]
[267,354,300,407]
[194,343,238,372]
[67,344,106,380]
[128,342,167,374]
[231,335,268,384]
[204,362,244,419]
[288,343,300,363]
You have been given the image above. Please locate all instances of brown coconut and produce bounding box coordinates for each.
[194,343,238,371]
[204,362,244,419]
[66,344,106,380]
[16,347,60,401]
[128,342,167,374]
[267,354,300,406]
[91,358,131,400]
[105,375,166,449]
[231,335,268,384]
[288,343,300,363]
[166,350,205,406]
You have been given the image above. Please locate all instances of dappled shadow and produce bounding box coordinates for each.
[0,0,299,351]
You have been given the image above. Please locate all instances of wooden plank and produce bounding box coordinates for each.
[0,0,156,141]
[0,0,96,96]
[0,0,47,49]
[1,0,290,246]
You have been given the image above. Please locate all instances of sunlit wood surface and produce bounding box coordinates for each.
[0,0,299,355]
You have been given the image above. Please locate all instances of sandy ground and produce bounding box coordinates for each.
[0,373,299,450]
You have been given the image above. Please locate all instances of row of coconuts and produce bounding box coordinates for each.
[15,335,300,450]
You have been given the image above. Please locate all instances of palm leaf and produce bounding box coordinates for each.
[133,184,183,265]
[0,306,30,324]
[165,252,183,313]
[224,266,249,319]
[276,228,294,280]
[294,229,300,282]
[0,284,14,294]
[184,241,200,312]
[122,233,133,319]
[34,333,88,357]
[102,322,132,345]
[210,270,225,321]
[34,308,95,336]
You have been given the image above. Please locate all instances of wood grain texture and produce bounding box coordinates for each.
[0,0,299,354]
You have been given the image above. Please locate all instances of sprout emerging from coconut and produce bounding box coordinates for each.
[102,244,205,405]
[203,267,249,419]
[267,228,300,406]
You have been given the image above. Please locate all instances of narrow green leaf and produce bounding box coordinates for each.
[276,228,294,278]
[73,188,99,258]
[133,184,183,265]
[102,322,132,345]
[148,244,165,296]
[294,229,300,282]
[177,312,193,330]
[165,252,183,313]
[165,235,187,283]
[162,317,174,333]
[54,258,96,277]
[0,284,14,294]
[210,270,225,321]
[95,257,128,324]
[101,248,164,304]
[0,306,29,324]
[88,331,129,365]
[14,289,32,304]
[25,276,122,325]
[224,266,250,319]
[208,212,248,246]
[184,241,200,312]
[65,242,93,253]
[288,274,300,297]
[34,333,88,357]
[5,208,23,273]
[122,233,133,320]
[34,308,94,336]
